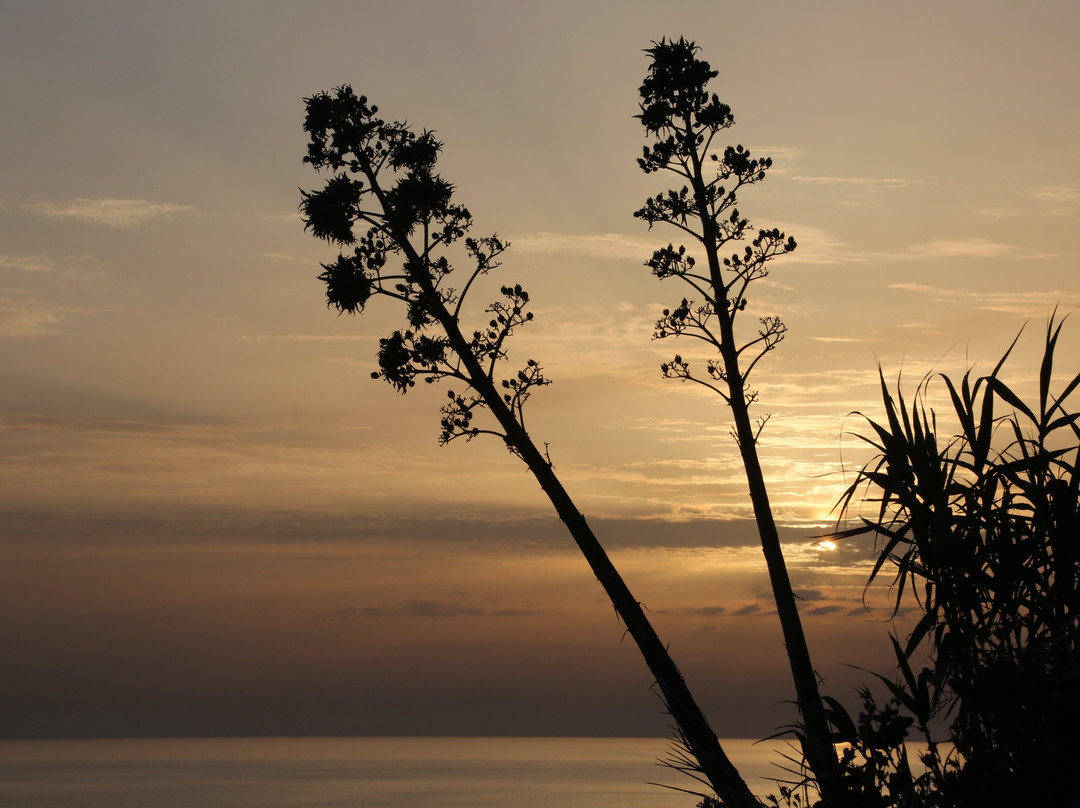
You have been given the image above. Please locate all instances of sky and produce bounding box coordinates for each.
[2,0,1078,741]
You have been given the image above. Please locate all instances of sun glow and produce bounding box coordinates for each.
[815,540,838,551]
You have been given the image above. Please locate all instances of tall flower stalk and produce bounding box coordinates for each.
[633,38,840,794]
[299,86,760,807]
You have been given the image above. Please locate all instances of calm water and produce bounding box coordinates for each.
[0,737,801,807]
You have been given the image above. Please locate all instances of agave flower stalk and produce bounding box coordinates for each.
[299,86,760,807]
[634,38,840,794]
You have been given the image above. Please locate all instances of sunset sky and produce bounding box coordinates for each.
[2,0,1079,740]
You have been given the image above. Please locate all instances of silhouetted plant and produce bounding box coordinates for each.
[823,315,1080,807]
[299,86,760,807]
[634,37,839,798]
[297,43,1079,808]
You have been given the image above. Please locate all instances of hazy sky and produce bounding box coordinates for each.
[2,0,1078,740]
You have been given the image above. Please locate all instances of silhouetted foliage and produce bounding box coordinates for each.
[820,316,1080,807]
[300,86,550,448]
[634,38,838,800]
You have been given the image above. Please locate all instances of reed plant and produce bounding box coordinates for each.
[815,315,1080,807]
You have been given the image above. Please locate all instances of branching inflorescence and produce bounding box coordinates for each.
[634,38,794,416]
[300,86,548,452]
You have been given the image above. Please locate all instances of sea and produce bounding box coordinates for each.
[0,737,803,808]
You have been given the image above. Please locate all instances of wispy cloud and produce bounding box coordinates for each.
[781,231,1055,266]
[403,600,485,618]
[509,232,657,261]
[0,253,104,279]
[790,176,925,191]
[746,145,805,172]
[0,254,62,274]
[1028,185,1080,217]
[260,252,312,264]
[888,282,1079,316]
[742,225,1045,266]
[317,599,543,619]
[313,605,382,621]
[657,604,727,616]
[511,224,857,267]
[0,413,173,434]
[978,184,1080,218]
[807,604,846,617]
[895,238,1055,260]
[768,224,863,266]
[509,227,1050,270]
[1029,185,1080,205]
[23,198,198,228]
[241,333,369,342]
[0,292,95,336]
